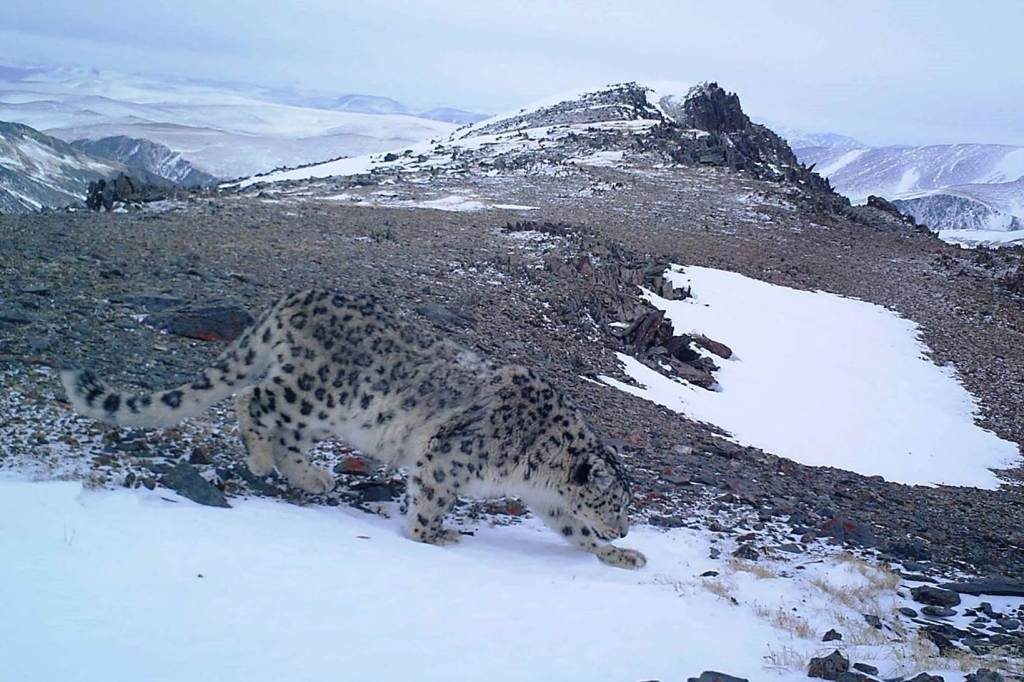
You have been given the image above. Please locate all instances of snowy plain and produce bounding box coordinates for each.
[2,478,1002,682]
[0,65,457,178]
[600,266,1019,489]
[938,228,1024,248]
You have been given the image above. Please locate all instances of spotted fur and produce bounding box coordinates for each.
[62,290,646,569]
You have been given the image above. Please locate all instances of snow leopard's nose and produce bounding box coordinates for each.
[618,522,629,538]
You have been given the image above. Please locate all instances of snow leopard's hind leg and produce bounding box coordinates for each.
[235,385,275,476]
[236,384,334,494]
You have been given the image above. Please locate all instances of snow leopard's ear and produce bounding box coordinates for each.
[572,458,613,489]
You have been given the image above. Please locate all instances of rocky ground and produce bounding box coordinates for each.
[2,159,1024,676]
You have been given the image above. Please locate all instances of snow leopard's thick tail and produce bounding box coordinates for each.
[60,305,281,429]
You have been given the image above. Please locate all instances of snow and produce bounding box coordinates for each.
[599,266,1019,489]
[3,477,1002,682]
[0,66,456,178]
[813,148,868,178]
[938,228,1024,248]
[569,150,625,167]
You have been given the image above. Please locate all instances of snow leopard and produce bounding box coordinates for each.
[62,289,647,569]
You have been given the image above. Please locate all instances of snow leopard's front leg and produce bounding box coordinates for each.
[405,448,466,546]
[538,505,647,569]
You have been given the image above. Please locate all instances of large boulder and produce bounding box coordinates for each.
[147,303,255,342]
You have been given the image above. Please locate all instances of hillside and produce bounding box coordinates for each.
[70,136,217,187]
[0,120,125,211]
[3,78,1023,681]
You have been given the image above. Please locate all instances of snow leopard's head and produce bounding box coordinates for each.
[567,445,632,540]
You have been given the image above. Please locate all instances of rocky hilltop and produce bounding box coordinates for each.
[237,81,833,194]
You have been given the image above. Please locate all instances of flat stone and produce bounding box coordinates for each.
[686,672,749,682]
[921,605,956,618]
[160,461,230,508]
[852,662,879,676]
[147,303,255,342]
[911,585,961,607]
[940,579,1024,598]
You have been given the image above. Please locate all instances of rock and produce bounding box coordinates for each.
[693,334,733,359]
[686,672,749,682]
[0,307,34,326]
[921,605,956,618]
[355,482,401,503]
[866,195,917,225]
[816,517,876,547]
[822,628,843,642]
[905,675,944,682]
[731,544,759,561]
[852,662,879,676]
[649,514,686,528]
[939,579,1024,598]
[86,173,165,211]
[995,617,1019,630]
[863,614,882,629]
[808,649,849,680]
[885,538,932,561]
[159,461,229,508]
[921,627,956,655]
[700,570,719,577]
[911,585,961,607]
[670,359,717,388]
[147,304,255,342]
[835,673,874,682]
[898,607,919,618]
[965,669,1004,682]
[334,456,370,476]
[415,303,476,331]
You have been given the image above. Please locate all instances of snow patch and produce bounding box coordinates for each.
[3,478,1008,682]
[599,266,1018,488]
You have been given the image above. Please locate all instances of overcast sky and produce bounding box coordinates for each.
[1,0,1021,146]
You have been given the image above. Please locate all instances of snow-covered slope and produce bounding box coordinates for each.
[230,81,828,193]
[0,120,126,212]
[600,266,1019,489]
[0,65,459,179]
[798,144,1024,202]
[70,136,217,187]
[795,142,1024,234]
[5,478,1012,682]
[893,178,1024,232]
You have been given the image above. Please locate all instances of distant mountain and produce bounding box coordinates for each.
[765,124,865,152]
[0,120,124,212]
[330,94,411,115]
[70,136,217,187]
[790,139,1024,234]
[324,95,486,124]
[893,178,1024,232]
[417,107,487,125]
[0,64,459,179]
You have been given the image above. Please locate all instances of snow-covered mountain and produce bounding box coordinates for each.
[0,64,462,179]
[231,81,828,193]
[0,120,127,212]
[892,178,1024,232]
[793,141,1024,235]
[766,123,865,152]
[69,136,217,187]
